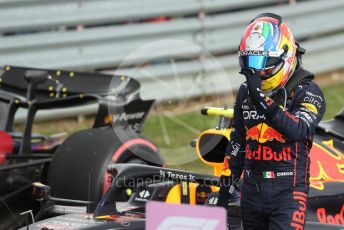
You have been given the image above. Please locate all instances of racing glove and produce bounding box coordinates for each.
[217,156,239,209]
[239,67,278,116]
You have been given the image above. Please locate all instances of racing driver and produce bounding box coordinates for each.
[217,13,326,229]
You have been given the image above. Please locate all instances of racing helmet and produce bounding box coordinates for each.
[239,13,297,94]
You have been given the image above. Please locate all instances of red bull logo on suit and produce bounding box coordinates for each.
[246,144,291,161]
[246,123,285,143]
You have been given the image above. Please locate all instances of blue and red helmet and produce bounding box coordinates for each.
[239,13,297,93]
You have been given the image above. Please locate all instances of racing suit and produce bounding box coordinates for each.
[218,68,326,229]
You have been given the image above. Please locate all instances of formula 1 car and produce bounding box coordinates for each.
[21,106,344,229]
[0,65,165,229]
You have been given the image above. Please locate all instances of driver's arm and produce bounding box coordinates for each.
[266,82,326,141]
[240,67,325,142]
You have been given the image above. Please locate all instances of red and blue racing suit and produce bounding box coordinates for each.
[218,73,326,230]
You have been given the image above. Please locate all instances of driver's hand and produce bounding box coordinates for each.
[239,67,276,115]
[240,67,262,92]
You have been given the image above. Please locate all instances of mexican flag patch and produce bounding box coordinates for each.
[263,171,275,178]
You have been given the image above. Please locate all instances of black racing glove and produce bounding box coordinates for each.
[239,67,278,115]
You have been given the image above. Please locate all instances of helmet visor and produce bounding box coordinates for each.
[238,50,285,78]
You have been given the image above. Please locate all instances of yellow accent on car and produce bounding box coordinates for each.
[196,128,231,177]
[201,107,234,118]
[221,168,232,176]
[165,183,219,205]
[221,156,232,176]
[165,183,196,205]
[181,181,188,196]
[322,139,333,148]
[94,215,114,220]
[126,188,133,196]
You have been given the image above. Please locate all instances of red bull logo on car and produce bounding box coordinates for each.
[309,141,344,190]
[316,204,344,225]
[246,123,285,143]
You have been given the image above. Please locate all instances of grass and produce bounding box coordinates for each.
[142,110,217,174]
[321,82,344,119]
[14,81,344,174]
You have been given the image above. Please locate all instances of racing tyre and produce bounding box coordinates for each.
[46,127,163,202]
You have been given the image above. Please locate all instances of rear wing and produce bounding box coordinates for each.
[0,65,141,103]
[0,66,155,152]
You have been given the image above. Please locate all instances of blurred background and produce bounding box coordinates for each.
[1,0,343,172]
